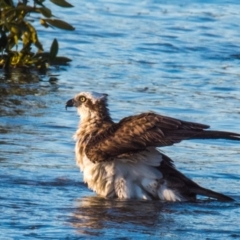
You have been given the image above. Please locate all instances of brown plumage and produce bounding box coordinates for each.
[66,91,239,202]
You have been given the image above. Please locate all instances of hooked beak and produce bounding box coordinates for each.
[65,98,75,110]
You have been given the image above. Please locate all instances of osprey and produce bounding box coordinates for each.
[66,91,240,202]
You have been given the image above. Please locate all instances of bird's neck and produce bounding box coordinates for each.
[75,107,113,139]
[79,102,112,122]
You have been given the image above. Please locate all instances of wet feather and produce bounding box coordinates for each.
[67,91,239,202]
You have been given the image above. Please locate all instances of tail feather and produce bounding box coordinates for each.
[160,154,234,202]
[190,185,234,201]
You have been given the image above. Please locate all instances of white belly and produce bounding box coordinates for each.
[77,152,183,201]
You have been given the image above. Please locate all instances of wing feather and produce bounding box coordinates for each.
[85,112,240,162]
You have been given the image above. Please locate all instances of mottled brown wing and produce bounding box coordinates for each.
[85,112,240,163]
[85,112,208,162]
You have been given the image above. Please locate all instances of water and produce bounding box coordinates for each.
[1,0,240,239]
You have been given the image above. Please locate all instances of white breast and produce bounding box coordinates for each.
[75,147,183,201]
[79,154,116,197]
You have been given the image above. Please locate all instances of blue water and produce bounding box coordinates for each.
[1,0,240,239]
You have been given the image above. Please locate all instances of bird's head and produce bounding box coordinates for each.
[66,91,110,121]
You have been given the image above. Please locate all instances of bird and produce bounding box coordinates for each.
[66,91,240,202]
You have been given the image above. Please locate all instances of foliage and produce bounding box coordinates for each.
[0,0,75,71]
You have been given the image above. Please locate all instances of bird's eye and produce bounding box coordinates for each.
[79,96,86,102]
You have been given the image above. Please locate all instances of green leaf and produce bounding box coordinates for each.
[0,0,13,8]
[50,0,74,8]
[50,56,72,65]
[36,7,52,18]
[34,0,46,7]
[13,34,18,45]
[6,23,19,34]
[5,5,39,23]
[1,0,14,7]
[24,22,44,51]
[0,0,74,70]
[44,19,75,31]
[34,52,50,60]
[15,5,34,11]
[49,38,58,61]
[40,18,49,28]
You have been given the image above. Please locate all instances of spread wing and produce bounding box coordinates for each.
[85,112,240,162]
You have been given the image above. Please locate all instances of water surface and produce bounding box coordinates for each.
[0,0,240,239]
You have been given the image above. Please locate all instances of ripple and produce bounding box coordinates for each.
[1,0,240,239]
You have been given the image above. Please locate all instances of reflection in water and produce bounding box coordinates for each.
[0,70,58,116]
[0,70,61,168]
[70,196,174,236]
[69,196,240,238]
